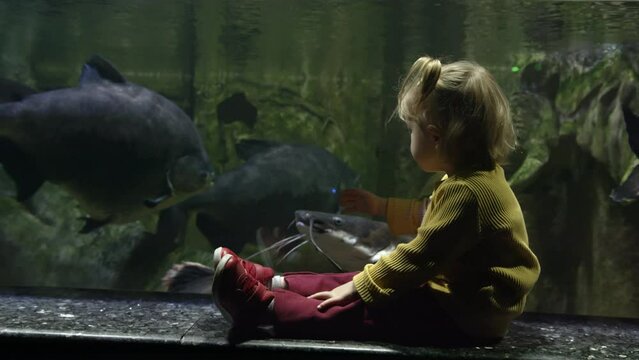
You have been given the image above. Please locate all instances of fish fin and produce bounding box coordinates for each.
[145,172,176,208]
[162,261,215,294]
[0,78,37,102]
[79,64,103,84]
[610,163,639,204]
[0,138,44,201]
[79,55,127,85]
[144,193,170,208]
[78,216,112,233]
[234,138,282,161]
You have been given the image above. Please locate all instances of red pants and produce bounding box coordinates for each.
[270,271,475,346]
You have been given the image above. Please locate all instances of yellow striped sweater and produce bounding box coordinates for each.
[352,165,540,339]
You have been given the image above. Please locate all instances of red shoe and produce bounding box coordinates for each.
[213,247,275,287]
[212,253,275,328]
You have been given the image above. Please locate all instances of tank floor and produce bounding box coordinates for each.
[0,287,637,359]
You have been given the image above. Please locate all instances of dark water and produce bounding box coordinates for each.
[1,0,639,320]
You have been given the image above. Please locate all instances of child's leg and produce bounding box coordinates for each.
[211,255,473,345]
[270,285,470,345]
[278,271,358,296]
[271,289,374,340]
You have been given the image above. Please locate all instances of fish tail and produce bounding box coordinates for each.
[0,86,44,202]
[162,261,215,294]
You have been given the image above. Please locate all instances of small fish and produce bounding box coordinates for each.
[217,92,258,128]
[162,210,410,294]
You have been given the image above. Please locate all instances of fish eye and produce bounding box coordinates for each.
[332,217,343,226]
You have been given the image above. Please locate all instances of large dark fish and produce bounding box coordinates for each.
[162,210,410,294]
[156,139,360,252]
[0,55,215,232]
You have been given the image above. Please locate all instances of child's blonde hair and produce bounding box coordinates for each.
[396,56,516,171]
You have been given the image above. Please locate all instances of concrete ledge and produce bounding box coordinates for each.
[0,287,637,359]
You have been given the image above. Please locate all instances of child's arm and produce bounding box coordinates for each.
[339,188,427,235]
[307,280,359,311]
[385,197,427,235]
[353,181,478,304]
[339,188,387,217]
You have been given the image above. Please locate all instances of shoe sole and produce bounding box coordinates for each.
[212,247,224,269]
[211,253,234,323]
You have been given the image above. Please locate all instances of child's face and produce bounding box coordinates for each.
[406,120,449,173]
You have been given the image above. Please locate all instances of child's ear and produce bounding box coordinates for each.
[425,124,441,142]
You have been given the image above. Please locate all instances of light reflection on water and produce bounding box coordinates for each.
[1,1,639,66]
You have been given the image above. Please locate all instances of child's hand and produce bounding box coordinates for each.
[308,280,359,311]
[339,188,387,218]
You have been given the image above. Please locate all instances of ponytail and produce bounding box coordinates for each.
[396,57,442,123]
[396,55,516,170]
